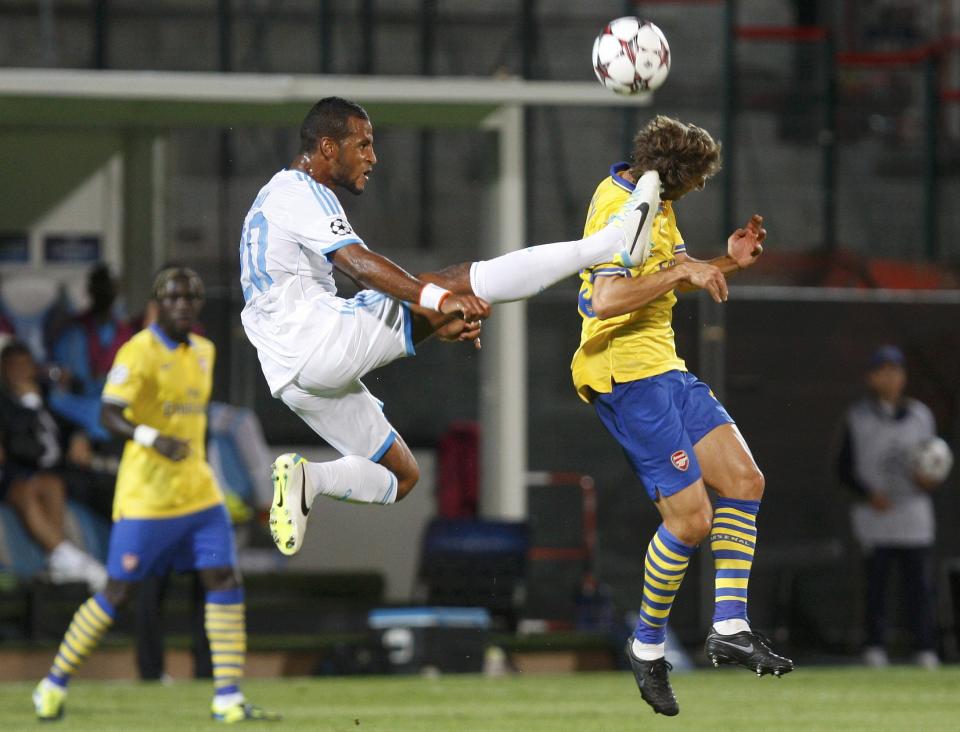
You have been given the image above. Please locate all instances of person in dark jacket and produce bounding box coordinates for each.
[0,340,106,591]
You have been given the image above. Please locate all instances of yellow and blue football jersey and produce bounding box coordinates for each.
[102,324,222,519]
[571,163,687,403]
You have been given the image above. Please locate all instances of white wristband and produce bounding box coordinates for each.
[133,424,160,448]
[419,283,451,312]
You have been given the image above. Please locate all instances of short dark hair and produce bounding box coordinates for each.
[87,262,112,289]
[152,266,204,302]
[299,97,370,154]
[629,115,722,200]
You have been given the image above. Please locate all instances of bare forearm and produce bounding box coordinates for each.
[100,402,137,440]
[332,245,428,303]
[592,268,687,319]
[332,244,491,322]
[101,401,190,460]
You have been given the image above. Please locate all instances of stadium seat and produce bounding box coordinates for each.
[0,501,110,581]
[48,391,111,442]
[65,500,111,564]
[0,505,47,579]
[207,402,273,511]
[207,430,255,507]
[0,275,77,362]
[417,518,528,631]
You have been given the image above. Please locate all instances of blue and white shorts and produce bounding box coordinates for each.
[279,290,413,460]
[106,504,237,582]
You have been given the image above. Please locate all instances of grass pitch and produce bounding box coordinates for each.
[2,666,959,731]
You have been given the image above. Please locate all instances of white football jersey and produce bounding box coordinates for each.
[239,169,367,393]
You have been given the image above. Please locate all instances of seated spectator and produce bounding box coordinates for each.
[0,340,106,592]
[52,263,133,397]
[49,264,133,441]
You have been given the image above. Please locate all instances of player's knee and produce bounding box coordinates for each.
[418,262,472,292]
[395,473,419,501]
[394,464,420,502]
[6,481,33,510]
[201,566,241,592]
[36,473,65,499]
[738,466,765,500]
[103,579,133,608]
[668,508,712,546]
[689,509,714,544]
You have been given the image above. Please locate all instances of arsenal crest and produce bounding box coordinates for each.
[122,553,140,572]
[670,450,689,471]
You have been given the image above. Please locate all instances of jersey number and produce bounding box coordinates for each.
[240,210,273,301]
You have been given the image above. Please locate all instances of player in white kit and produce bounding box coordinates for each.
[239,97,657,555]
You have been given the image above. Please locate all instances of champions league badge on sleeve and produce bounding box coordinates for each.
[107,364,130,385]
[330,217,353,236]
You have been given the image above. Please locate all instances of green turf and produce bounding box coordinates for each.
[2,666,959,731]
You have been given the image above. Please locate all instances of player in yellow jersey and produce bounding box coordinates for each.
[572,116,793,717]
[33,267,278,724]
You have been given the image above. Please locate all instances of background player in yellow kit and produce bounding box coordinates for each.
[572,116,793,717]
[33,267,278,724]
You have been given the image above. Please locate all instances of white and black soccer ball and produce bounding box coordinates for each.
[592,17,671,96]
[912,436,954,484]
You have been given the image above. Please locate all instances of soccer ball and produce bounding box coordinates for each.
[912,436,954,484]
[592,17,670,95]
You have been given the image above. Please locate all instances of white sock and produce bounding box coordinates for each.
[212,691,245,710]
[631,639,666,661]
[40,678,64,694]
[713,618,751,635]
[304,456,398,505]
[83,559,108,594]
[49,541,83,570]
[469,226,622,303]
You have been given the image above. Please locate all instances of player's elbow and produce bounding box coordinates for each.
[591,292,619,320]
[100,404,119,432]
[593,304,614,320]
[592,296,635,320]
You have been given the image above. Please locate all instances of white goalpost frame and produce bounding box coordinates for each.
[0,68,649,522]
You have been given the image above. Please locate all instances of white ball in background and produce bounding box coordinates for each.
[913,436,954,484]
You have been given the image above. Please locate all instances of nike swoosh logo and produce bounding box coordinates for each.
[276,468,284,508]
[300,469,310,516]
[718,640,754,653]
[630,202,650,255]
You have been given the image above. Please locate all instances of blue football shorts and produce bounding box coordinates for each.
[106,504,237,582]
[594,370,734,501]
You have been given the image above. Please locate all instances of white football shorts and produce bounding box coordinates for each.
[278,290,415,459]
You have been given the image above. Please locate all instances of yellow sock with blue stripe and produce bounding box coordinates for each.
[634,525,696,644]
[711,497,760,625]
[47,593,116,688]
[206,588,247,704]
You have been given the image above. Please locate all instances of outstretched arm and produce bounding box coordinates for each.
[676,214,766,287]
[331,244,490,321]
